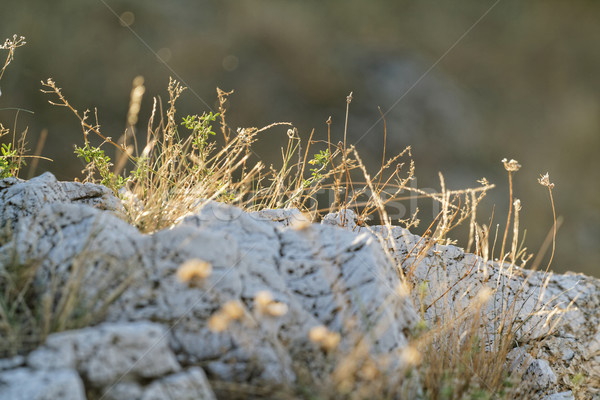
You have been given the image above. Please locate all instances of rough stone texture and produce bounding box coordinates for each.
[250,208,305,227]
[506,346,535,376]
[0,172,137,315]
[27,322,180,387]
[110,200,418,382]
[101,382,144,400]
[0,172,122,236]
[100,368,216,400]
[0,368,86,400]
[0,355,24,371]
[542,391,575,400]
[523,359,558,390]
[1,202,144,304]
[141,368,216,400]
[321,208,360,231]
[1,173,599,398]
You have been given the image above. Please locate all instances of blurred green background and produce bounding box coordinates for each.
[1,1,598,277]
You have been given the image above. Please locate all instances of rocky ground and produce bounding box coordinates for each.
[0,173,598,399]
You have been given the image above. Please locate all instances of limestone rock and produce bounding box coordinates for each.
[0,202,146,317]
[506,347,535,376]
[250,208,306,227]
[141,368,216,400]
[101,382,144,400]
[523,359,557,390]
[0,172,122,236]
[100,368,217,400]
[109,201,418,382]
[28,322,180,387]
[0,355,24,371]
[542,391,575,400]
[0,368,86,400]
[2,174,600,397]
[321,208,359,231]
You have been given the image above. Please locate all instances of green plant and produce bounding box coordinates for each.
[0,142,22,179]
[74,142,129,189]
[181,112,219,154]
[0,35,49,179]
[0,35,27,178]
[570,372,584,387]
[303,148,330,187]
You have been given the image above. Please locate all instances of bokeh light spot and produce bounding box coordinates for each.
[119,11,135,27]
[222,54,239,71]
[156,47,172,63]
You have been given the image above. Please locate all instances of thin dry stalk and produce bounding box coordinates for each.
[500,159,521,262]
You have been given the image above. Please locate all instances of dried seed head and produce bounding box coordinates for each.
[332,360,356,387]
[322,331,341,351]
[309,325,341,350]
[475,287,493,304]
[222,300,245,320]
[359,360,378,380]
[265,302,288,317]
[127,75,145,126]
[208,312,229,332]
[254,290,274,309]
[396,281,411,298]
[501,158,521,172]
[400,346,422,365]
[253,290,288,317]
[513,198,522,211]
[538,173,554,189]
[177,259,212,283]
[309,325,329,343]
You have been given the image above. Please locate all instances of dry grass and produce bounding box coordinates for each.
[1,36,567,399]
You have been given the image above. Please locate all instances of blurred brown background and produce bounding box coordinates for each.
[1,1,598,277]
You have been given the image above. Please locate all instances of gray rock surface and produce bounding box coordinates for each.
[0,172,122,235]
[141,368,216,400]
[506,346,535,376]
[0,368,86,400]
[250,207,306,227]
[523,359,557,390]
[1,172,599,398]
[542,391,575,400]
[27,322,180,387]
[0,355,24,371]
[321,207,360,231]
[110,200,418,382]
